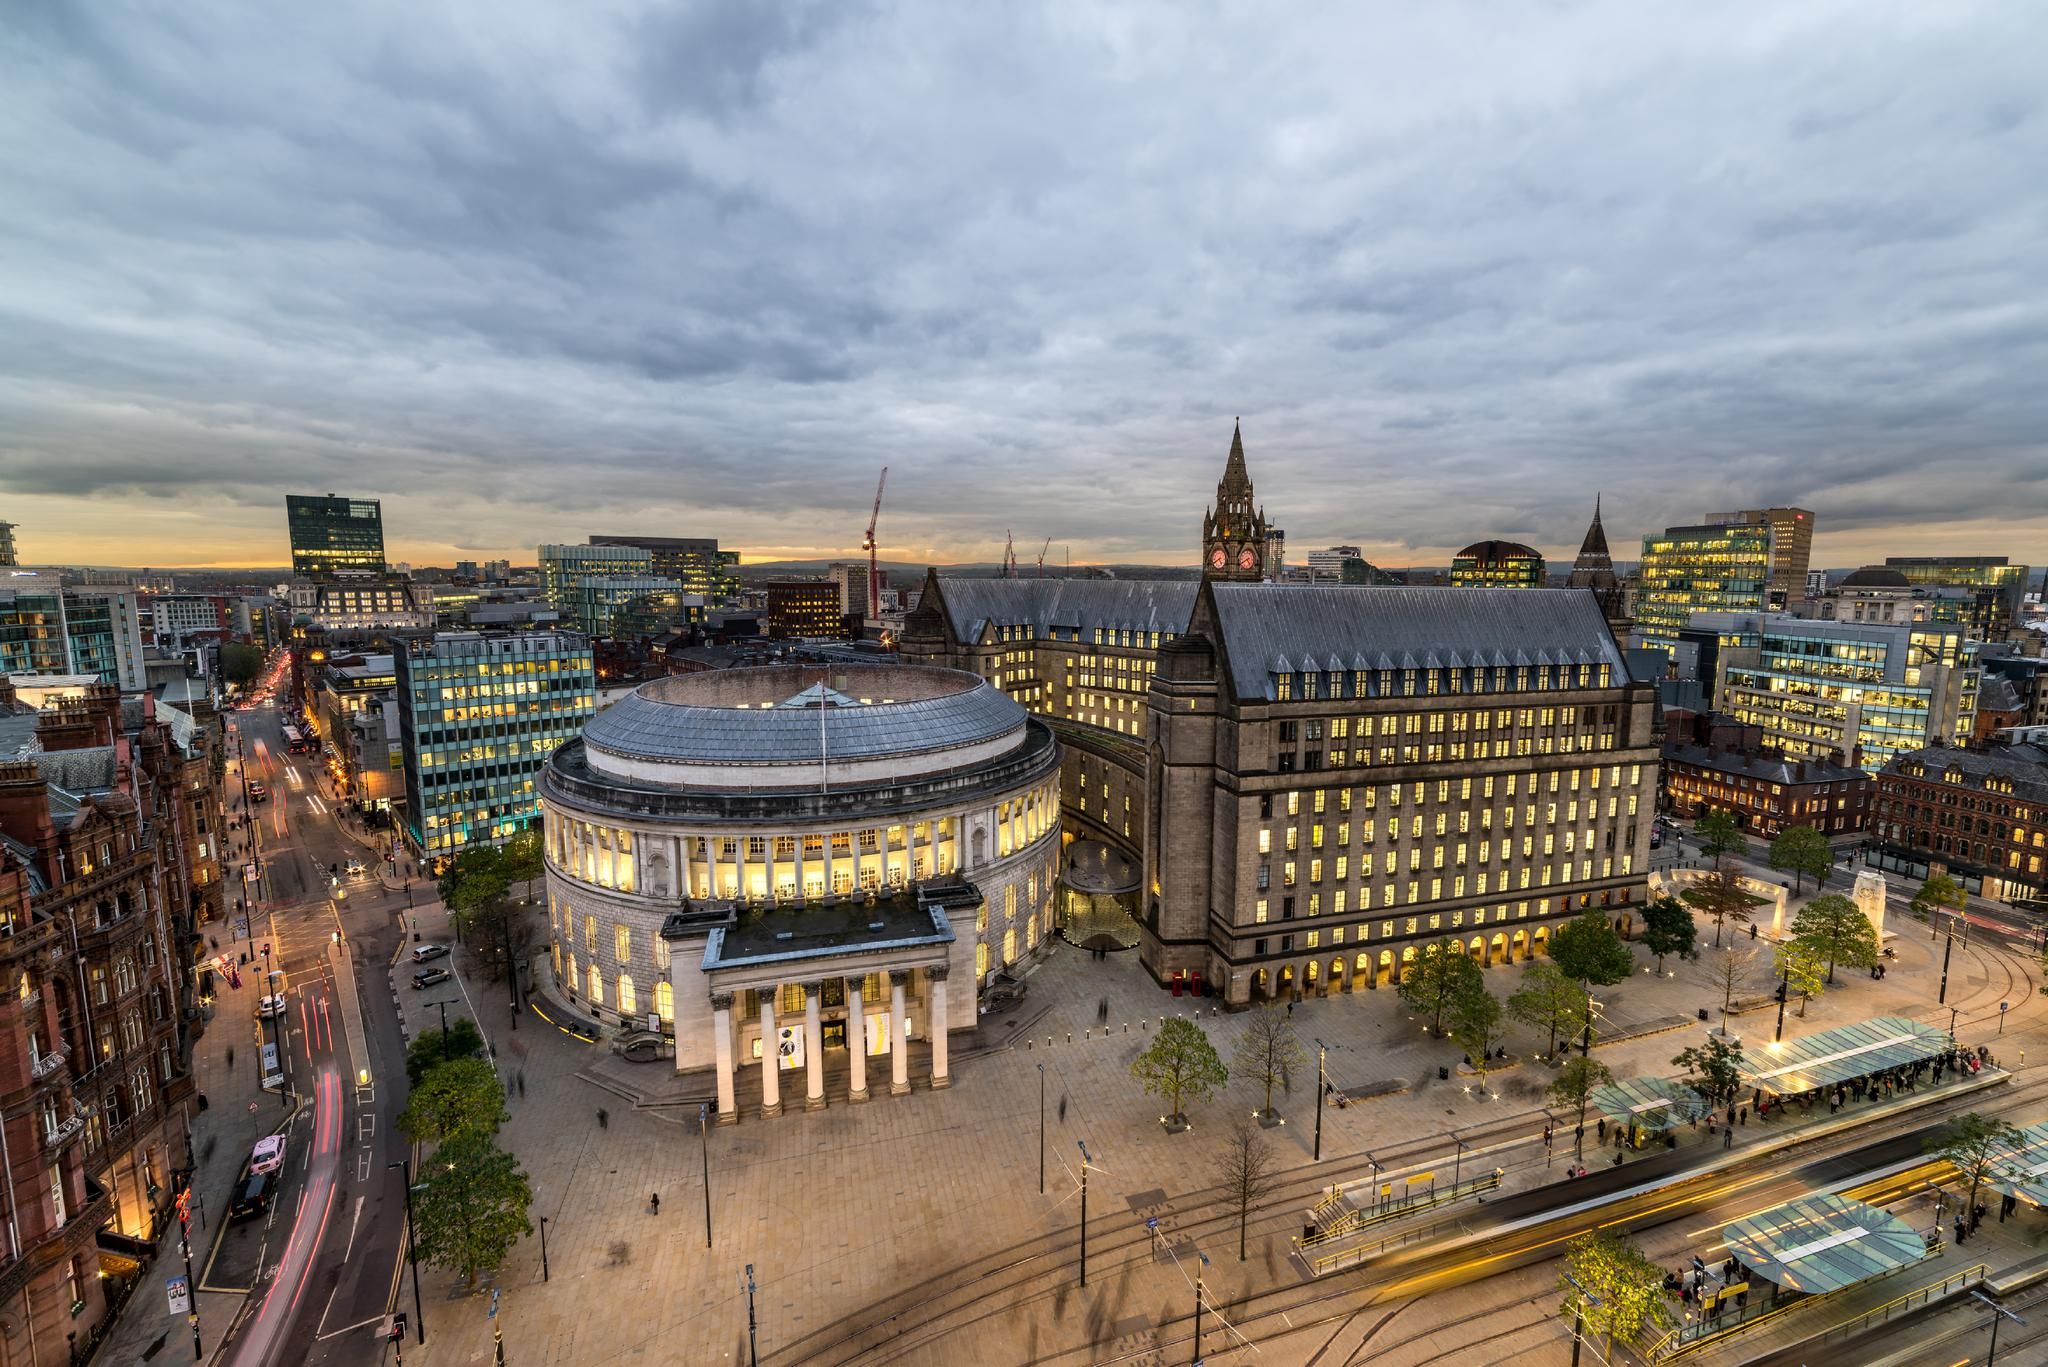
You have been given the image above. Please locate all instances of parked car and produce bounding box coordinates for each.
[256,994,288,1018]
[249,1134,286,1176]
[611,1031,675,1063]
[230,1171,275,1222]
[410,944,449,964]
[411,967,451,989]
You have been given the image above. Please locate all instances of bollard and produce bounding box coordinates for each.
[1123,1023,1129,1033]
[1026,1039,1032,1050]
[1066,1032,1072,1044]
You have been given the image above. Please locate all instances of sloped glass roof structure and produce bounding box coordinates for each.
[1738,1016,1953,1097]
[1721,1193,1928,1294]
[1589,1075,1712,1132]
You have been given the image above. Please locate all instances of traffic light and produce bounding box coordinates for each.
[390,1313,406,1342]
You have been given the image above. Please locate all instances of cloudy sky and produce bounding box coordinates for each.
[3,1,2044,573]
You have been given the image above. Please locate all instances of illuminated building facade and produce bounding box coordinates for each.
[1870,741,2048,903]
[397,631,596,858]
[1706,507,1814,609]
[587,536,740,602]
[1635,521,1773,653]
[538,664,1060,1120]
[286,494,386,579]
[1450,540,1546,587]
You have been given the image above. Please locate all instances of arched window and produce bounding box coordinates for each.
[654,981,674,1024]
[586,963,604,1004]
[616,975,637,1017]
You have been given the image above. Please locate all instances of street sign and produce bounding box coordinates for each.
[166,1275,192,1315]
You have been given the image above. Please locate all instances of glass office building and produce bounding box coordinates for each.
[1635,522,1773,654]
[396,631,597,860]
[0,572,148,689]
[1883,556,2030,638]
[1699,612,1980,775]
[586,535,741,602]
[287,495,387,578]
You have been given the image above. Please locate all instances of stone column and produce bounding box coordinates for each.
[889,969,910,1095]
[758,988,780,1118]
[711,993,737,1124]
[803,982,826,1111]
[848,977,869,1103]
[928,965,951,1089]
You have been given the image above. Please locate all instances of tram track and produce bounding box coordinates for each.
[778,1072,2048,1367]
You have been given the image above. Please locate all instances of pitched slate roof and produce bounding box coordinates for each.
[1205,584,1629,701]
[931,577,1199,643]
[34,747,118,795]
[1662,743,1866,787]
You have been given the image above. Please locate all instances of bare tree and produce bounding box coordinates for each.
[1213,1115,1280,1261]
[1713,944,1760,1026]
[1232,1003,1304,1122]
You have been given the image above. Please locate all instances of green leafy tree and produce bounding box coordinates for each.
[1681,865,1765,947]
[1768,825,1833,895]
[1639,895,1697,974]
[1673,1034,1745,1109]
[1548,910,1635,986]
[502,827,544,905]
[1549,1056,1614,1159]
[1130,1017,1228,1126]
[1773,941,1826,1018]
[1231,1004,1304,1122]
[1911,873,1966,935]
[412,1133,535,1289]
[405,1021,486,1086]
[1928,1112,2025,1212]
[221,643,264,687]
[1790,893,1879,984]
[1507,960,1590,1058]
[1560,1229,1676,1354]
[440,845,510,921]
[1397,937,1485,1034]
[1213,1116,1279,1262]
[399,1058,506,1147]
[1447,983,1505,1093]
[1695,809,1748,869]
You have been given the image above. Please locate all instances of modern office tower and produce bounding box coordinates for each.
[567,578,698,639]
[766,580,846,639]
[0,570,149,690]
[0,519,17,566]
[1449,540,1546,587]
[1699,611,1980,774]
[825,562,867,615]
[586,536,741,601]
[284,578,433,631]
[540,543,652,606]
[396,631,597,859]
[1634,521,1774,653]
[1303,547,1363,581]
[286,494,387,578]
[1882,556,2031,639]
[1705,507,1814,608]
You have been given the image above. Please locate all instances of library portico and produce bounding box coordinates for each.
[539,664,1061,1121]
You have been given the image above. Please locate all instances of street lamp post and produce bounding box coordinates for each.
[744,1264,759,1367]
[1563,1272,1602,1367]
[1037,1063,1046,1194]
[1949,1006,1961,1043]
[699,1103,713,1249]
[1192,1252,1209,1365]
[1453,1136,1467,1191]
[387,1159,427,1345]
[1773,969,1789,1043]
[1077,1140,1093,1287]
[1938,922,1955,1004]
[539,1215,550,1282]
[427,999,458,1060]
[1971,1289,2024,1366]
[1312,1039,1328,1161]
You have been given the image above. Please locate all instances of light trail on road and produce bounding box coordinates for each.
[229,1067,343,1367]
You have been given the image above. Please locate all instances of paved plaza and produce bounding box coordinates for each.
[391,856,2047,1366]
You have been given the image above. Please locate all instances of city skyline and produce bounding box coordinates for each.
[3,5,2044,571]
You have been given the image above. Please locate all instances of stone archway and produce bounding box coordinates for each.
[1490,932,1508,965]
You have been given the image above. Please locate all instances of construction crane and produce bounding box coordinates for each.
[1036,537,1052,578]
[862,467,888,619]
[1002,530,1018,578]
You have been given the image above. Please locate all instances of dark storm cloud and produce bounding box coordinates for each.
[1,0,2045,567]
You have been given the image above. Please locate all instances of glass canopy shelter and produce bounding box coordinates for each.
[1738,1016,1954,1098]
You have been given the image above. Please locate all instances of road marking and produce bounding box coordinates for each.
[343,1195,365,1261]
[315,1315,394,1342]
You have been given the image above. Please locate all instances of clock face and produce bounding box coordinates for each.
[1238,548,1257,570]
[1209,548,1226,569]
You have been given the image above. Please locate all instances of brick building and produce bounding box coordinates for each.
[1869,740,2048,904]
[1660,740,1869,839]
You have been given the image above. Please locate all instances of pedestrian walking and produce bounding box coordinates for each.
[1738,1106,1747,1126]
[1597,1118,1607,1140]
[1058,1093,1068,1124]
[226,1045,235,1070]
[650,1193,660,1214]
[1543,1125,1554,1150]
[1723,1126,1734,1149]
[597,1107,609,1130]
[517,1071,527,1099]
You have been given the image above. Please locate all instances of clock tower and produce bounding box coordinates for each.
[1200,420,1269,582]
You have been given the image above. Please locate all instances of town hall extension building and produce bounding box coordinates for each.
[902,424,1661,1003]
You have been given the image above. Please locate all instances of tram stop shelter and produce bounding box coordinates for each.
[1589,1075,1711,1135]
[1987,1122,2048,1210]
[1738,1016,1954,1098]
[1721,1192,1930,1296]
